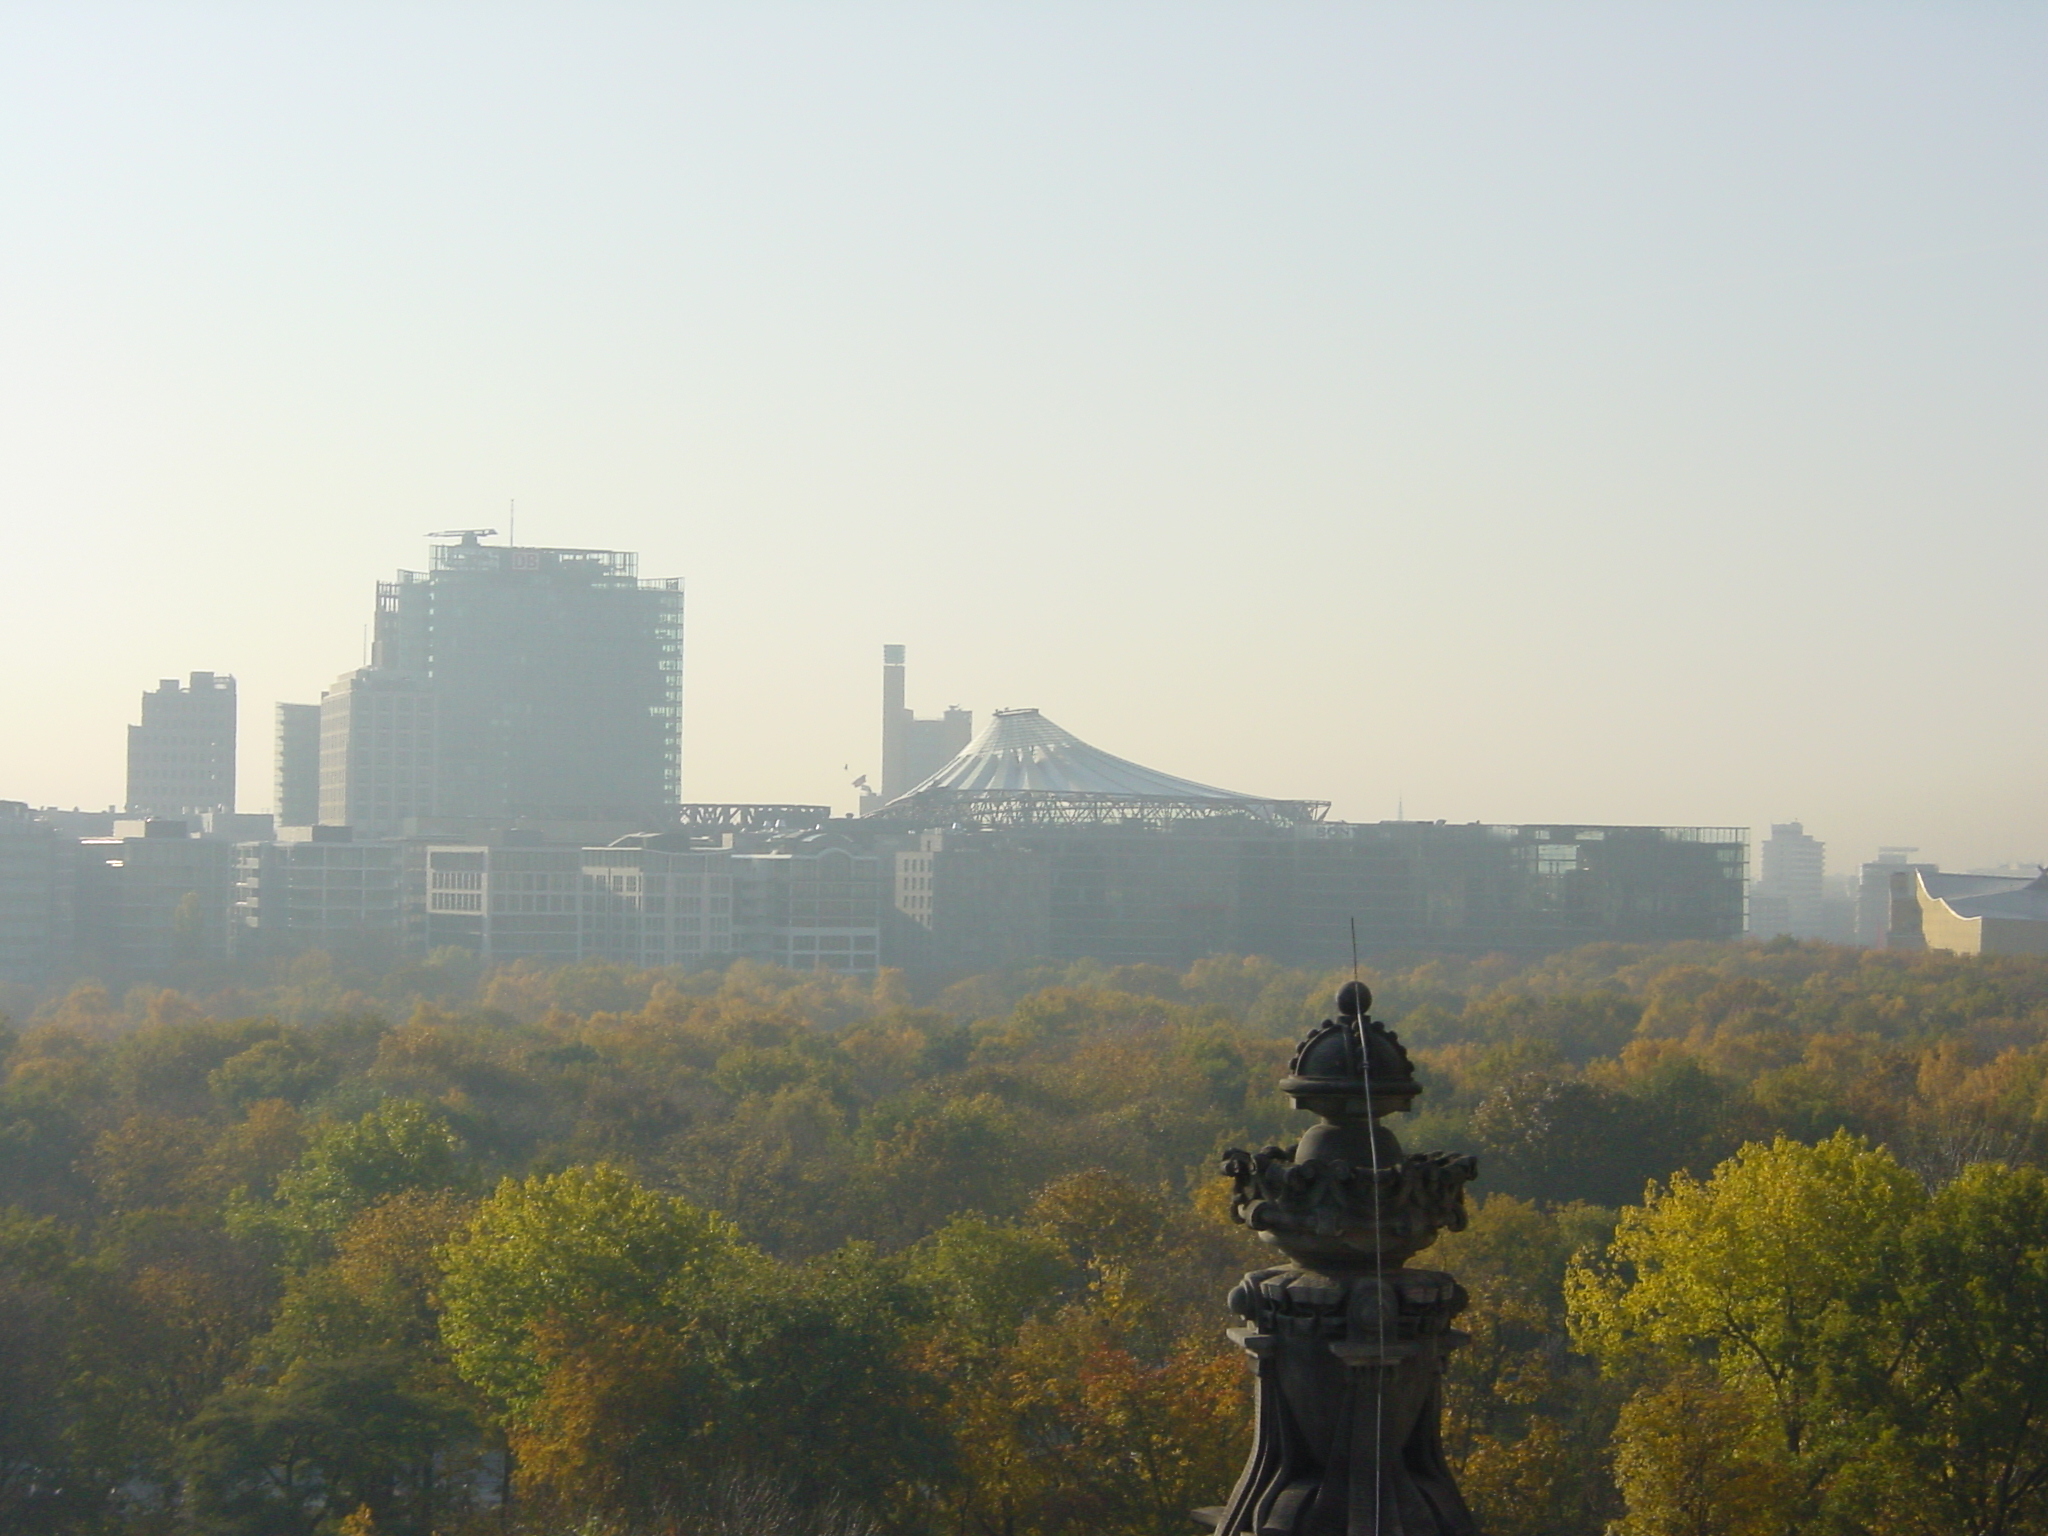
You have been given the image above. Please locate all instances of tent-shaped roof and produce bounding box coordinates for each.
[902,708,1250,800]
[874,708,1326,828]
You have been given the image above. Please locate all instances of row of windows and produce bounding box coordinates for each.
[492,895,579,914]
[489,872,580,892]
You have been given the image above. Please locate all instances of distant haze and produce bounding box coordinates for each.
[2,4,2043,872]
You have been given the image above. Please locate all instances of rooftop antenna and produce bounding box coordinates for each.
[1345,916,1387,1536]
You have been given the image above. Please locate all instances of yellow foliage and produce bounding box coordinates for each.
[1609,1373,1795,1536]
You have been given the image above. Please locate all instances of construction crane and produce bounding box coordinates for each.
[424,528,498,541]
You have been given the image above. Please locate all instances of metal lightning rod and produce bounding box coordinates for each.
[1350,917,1387,1535]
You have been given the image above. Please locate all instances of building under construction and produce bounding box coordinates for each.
[866,705,1746,971]
[321,533,685,834]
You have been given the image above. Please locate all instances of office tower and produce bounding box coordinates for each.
[1751,822,1829,938]
[319,669,438,837]
[330,533,683,826]
[878,644,972,802]
[126,672,237,816]
[274,703,322,826]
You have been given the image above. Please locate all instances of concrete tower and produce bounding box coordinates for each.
[877,644,971,803]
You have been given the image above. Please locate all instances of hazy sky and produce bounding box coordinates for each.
[3,4,2044,871]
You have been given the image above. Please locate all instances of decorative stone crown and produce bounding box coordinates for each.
[1278,979,1420,1113]
[1222,983,1476,1270]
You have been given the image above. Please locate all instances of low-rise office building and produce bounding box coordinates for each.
[74,821,234,976]
[731,830,884,974]
[0,801,72,984]
[234,827,406,958]
[868,708,1747,971]
[582,838,736,969]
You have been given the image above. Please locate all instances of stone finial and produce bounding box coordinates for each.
[1205,982,1481,1536]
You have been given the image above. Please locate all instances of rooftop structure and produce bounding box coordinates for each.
[871,707,1328,829]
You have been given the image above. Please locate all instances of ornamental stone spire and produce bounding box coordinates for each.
[1205,980,1481,1536]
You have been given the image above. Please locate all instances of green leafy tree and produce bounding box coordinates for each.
[907,1214,1073,1352]
[1832,1162,2048,1536]
[0,1209,119,1534]
[178,1352,472,1536]
[269,1101,465,1254]
[438,1162,747,1434]
[1568,1133,1925,1529]
[1434,1195,1619,1536]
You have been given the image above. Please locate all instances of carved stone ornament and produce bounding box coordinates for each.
[1201,981,1481,1536]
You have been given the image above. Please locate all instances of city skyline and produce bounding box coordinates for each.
[25,530,2048,877]
[3,7,2045,870]
[65,601,2034,886]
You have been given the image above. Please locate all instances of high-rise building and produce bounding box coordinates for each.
[877,644,971,803]
[274,702,322,826]
[1748,822,1855,940]
[329,533,683,825]
[319,669,438,836]
[126,672,237,816]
